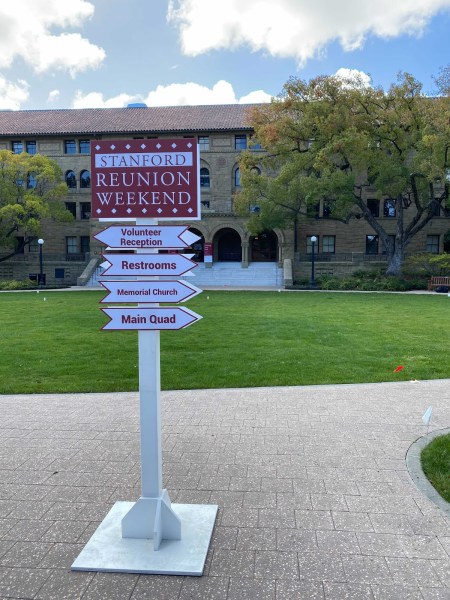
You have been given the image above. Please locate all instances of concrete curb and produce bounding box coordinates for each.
[406,427,450,519]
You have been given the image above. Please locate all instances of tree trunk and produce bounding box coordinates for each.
[385,245,404,276]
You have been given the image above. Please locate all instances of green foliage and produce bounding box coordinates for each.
[241,72,450,273]
[0,150,71,261]
[403,252,450,276]
[0,279,37,290]
[301,270,428,291]
[421,434,450,503]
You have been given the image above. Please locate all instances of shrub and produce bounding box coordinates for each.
[0,279,38,291]
[403,253,450,277]
[301,273,428,292]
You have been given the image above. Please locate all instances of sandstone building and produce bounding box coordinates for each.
[0,105,448,287]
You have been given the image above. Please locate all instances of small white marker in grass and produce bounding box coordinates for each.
[422,405,433,442]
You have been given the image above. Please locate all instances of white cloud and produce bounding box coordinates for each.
[72,91,138,109]
[47,89,60,103]
[168,0,450,64]
[71,80,272,108]
[0,1,105,76]
[144,80,272,105]
[0,76,29,110]
[334,68,372,87]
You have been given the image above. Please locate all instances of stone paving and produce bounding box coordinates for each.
[0,380,449,599]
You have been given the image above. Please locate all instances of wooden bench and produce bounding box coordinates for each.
[428,276,450,291]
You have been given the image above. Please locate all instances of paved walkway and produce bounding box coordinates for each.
[0,380,449,599]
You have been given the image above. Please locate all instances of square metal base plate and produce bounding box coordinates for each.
[72,501,218,576]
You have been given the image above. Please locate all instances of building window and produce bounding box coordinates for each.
[249,135,262,150]
[65,202,77,218]
[27,173,37,189]
[198,136,209,151]
[201,200,210,209]
[11,141,23,154]
[235,135,247,150]
[323,201,332,218]
[79,140,90,154]
[306,235,319,254]
[366,235,379,254]
[426,235,440,254]
[26,141,37,155]
[80,170,91,188]
[200,168,210,188]
[65,170,77,188]
[367,199,380,217]
[15,236,25,254]
[80,236,90,253]
[64,140,77,154]
[234,167,241,187]
[383,198,396,217]
[80,202,91,219]
[307,202,320,218]
[29,239,39,252]
[431,199,441,216]
[322,235,335,253]
[66,236,78,254]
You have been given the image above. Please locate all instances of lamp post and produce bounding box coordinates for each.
[37,238,45,286]
[310,235,317,289]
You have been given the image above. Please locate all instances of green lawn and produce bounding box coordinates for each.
[421,434,450,503]
[0,289,448,393]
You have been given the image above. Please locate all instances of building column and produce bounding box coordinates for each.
[241,241,249,268]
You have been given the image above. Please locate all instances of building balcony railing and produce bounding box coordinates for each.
[0,253,88,263]
[296,253,389,263]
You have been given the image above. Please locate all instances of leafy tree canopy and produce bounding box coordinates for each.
[236,72,450,274]
[0,150,71,262]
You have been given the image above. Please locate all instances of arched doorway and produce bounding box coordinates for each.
[189,228,204,262]
[250,231,278,262]
[215,228,242,262]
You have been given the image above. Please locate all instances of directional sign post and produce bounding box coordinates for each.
[101,306,202,330]
[100,280,202,304]
[73,152,218,576]
[101,253,197,277]
[95,225,201,249]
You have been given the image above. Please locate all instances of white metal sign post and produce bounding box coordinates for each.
[72,140,217,576]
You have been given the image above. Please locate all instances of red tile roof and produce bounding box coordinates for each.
[0,104,259,136]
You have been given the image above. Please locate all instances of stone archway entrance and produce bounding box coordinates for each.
[250,231,278,262]
[215,228,242,262]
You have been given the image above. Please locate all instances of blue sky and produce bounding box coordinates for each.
[1,0,450,110]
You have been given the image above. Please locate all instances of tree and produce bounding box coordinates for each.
[0,150,72,263]
[235,72,450,275]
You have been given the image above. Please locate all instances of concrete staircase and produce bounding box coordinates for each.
[181,262,283,288]
[87,262,283,288]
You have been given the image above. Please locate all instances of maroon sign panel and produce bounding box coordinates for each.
[91,139,200,220]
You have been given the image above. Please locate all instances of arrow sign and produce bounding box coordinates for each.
[101,306,202,330]
[101,253,197,277]
[94,225,201,250]
[99,280,202,303]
